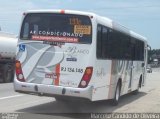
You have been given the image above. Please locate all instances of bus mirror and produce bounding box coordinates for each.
[147,44,151,51]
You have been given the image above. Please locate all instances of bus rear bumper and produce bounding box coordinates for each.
[14,80,93,100]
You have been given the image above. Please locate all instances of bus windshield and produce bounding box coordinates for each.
[20,13,92,44]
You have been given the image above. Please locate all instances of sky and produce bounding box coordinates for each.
[0,0,160,49]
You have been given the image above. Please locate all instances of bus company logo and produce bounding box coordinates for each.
[96,68,106,77]
[65,46,89,57]
[19,44,26,52]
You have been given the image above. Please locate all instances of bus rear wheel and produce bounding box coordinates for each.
[111,82,121,106]
[132,77,142,95]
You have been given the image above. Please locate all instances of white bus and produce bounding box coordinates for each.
[14,10,148,105]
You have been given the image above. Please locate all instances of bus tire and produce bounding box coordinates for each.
[132,77,142,95]
[111,81,121,106]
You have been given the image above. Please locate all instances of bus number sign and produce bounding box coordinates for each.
[74,25,91,35]
[69,18,81,25]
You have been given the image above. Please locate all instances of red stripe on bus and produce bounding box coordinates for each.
[54,64,60,86]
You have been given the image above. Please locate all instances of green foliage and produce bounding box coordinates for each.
[149,49,160,57]
[148,49,160,63]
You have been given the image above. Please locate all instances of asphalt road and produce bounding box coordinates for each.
[0,69,160,119]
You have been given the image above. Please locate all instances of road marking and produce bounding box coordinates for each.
[0,95,24,100]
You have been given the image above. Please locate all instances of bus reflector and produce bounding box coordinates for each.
[83,75,90,81]
[78,67,93,88]
[81,80,87,87]
[60,10,65,14]
[86,68,92,75]
[16,69,21,74]
[16,62,21,69]
[15,60,25,82]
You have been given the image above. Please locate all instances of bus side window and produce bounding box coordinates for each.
[102,26,108,58]
[96,25,109,59]
[96,25,102,59]
[107,29,118,59]
[131,39,136,61]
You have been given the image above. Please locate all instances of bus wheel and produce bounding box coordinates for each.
[132,78,142,95]
[111,82,121,106]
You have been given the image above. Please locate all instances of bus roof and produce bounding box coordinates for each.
[24,9,147,42]
[25,9,96,18]
[97,16,147,42]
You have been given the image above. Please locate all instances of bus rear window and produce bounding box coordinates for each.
[20,13,92,44]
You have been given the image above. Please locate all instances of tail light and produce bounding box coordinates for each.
[15,60,25,82]
[78,67,93,88]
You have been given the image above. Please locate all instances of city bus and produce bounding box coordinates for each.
[14,10,148,105]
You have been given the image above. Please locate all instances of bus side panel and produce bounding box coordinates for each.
[120,60,132,96]
[92,59,140,101]
[107,60,131,99]
[92,60,131,101]
[131,61,143,91]
[91,60,112,101]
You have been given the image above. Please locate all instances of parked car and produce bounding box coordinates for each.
[147,66,152,73]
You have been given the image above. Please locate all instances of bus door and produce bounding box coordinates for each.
[142,45,148,85]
